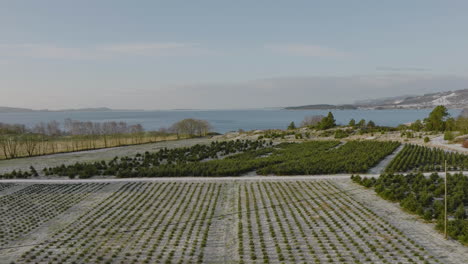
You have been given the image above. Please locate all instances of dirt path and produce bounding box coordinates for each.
[368,144,405,174]
[0,137,213,174]
[429,136,468,154]
[334,179,468,264]
[2,172,468,184]
[0,175,362,184]
[203,182,238,263]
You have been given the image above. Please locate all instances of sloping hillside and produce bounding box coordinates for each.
[358,89,468,109]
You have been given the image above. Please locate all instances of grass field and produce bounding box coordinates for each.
[1,179,466,264]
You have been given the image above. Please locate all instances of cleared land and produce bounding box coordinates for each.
[0,139,467,263]
[1,178,467,264]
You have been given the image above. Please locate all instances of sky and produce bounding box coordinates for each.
[1,0,468,110]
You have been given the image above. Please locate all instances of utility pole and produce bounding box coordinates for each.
[444,159,448,240]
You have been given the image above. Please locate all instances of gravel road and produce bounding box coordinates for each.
[1,172,467,184]
[429,136,468,154]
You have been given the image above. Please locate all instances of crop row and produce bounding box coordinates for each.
[236,180,437,263]
[352,173,468,245]
[257,140,400,175]
[1,140,403,179]
[0,183,15,192]
[42,140,271,178]
[0,140,270,179]
[385,144,468,172]
[16,182,222,264]
[0,183,107,247]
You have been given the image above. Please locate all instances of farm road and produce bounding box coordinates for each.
[1,172,468,184]
[368,144,405,174]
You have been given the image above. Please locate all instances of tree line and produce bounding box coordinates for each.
[407,105,468,134]
[0,118,213,159]
[1,119,144,136]
[288,106,467,137]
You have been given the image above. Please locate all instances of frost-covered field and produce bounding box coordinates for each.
[1,179,467,264]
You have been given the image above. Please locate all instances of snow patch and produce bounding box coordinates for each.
[431,94,453,106]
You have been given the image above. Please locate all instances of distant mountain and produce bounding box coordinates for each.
[356,89,468,109]
[285,104,358,110]
[0,106,113,113]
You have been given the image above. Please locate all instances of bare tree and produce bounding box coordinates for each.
[32,122,47,135]
[22,134,40,156]
[0,123,26,134]
[300,115,325,127]
[46,121,61,136]
[0,136,20,158]
[170,119,212,137]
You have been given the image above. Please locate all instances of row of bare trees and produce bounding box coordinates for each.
[300,115,325,127]
[0,118,213,159]
[0,131,171,159]
[25,119,145,136]
[0,120,148,159]
[0,123,27,134]
[2,120,145,137]
[63,119,144,136]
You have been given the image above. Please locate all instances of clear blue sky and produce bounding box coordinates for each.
[1,0,467,109]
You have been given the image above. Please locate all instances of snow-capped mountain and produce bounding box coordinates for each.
[356,89,468,109]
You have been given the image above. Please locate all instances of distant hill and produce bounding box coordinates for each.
[284,89,468,110]
[356,89,468,109]
[0,106,113,113]
[285,104,358,110]
[354,95,415,107]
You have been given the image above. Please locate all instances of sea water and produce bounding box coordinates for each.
[0,109,462,134]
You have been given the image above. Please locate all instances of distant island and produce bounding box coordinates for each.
[285,104,358,110]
